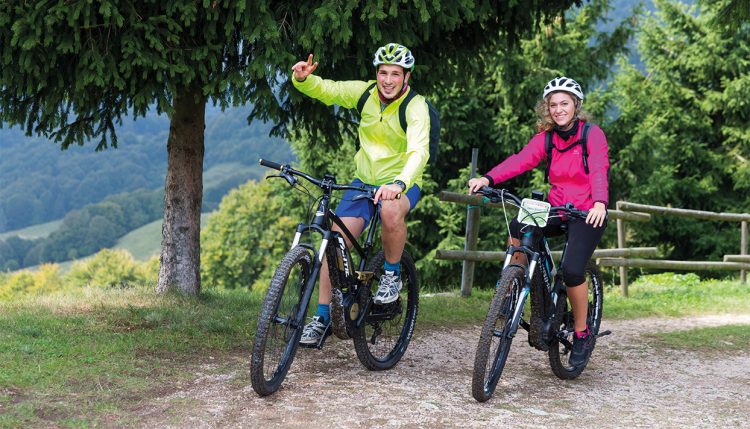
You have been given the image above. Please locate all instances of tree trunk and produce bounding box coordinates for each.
[157,86,206,295]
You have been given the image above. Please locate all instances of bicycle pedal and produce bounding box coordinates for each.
[595,329,612,338]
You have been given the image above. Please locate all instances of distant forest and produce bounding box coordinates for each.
[0,105,291,232]
[0,105,294,270]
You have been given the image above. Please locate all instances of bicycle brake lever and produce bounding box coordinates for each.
[267,173,298,187]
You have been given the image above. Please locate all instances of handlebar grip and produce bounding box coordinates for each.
[259,158,283,171]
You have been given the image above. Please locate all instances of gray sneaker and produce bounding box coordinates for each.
[374,270,402,304]
[299,315,330,346]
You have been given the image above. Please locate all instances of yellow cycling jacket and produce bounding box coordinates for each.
[293,74,430,188]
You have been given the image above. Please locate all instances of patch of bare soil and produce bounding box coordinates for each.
[136,314,750,428]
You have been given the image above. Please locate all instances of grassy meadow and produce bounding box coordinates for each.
[1,271,749,427]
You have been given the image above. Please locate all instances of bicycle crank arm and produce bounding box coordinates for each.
[596,330,612,338]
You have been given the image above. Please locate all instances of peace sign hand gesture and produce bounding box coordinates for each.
[291,54,319,82]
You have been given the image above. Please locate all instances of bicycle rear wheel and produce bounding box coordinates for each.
[352,250,419,370]
[471,265,524,402]
[548,262,603,379]
[250,246,313,396]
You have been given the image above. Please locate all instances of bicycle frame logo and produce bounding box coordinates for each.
[336,235,352,277]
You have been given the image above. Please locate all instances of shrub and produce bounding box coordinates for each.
[201,179,300,290]
[65,249,146,289]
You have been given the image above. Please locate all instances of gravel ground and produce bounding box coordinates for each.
[137,313,750,429]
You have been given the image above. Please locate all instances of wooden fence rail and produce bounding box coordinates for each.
[437,195,748,296]
[598,258,750,271]
[437,247,661,262]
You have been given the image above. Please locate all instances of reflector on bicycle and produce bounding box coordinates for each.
[517,198,551,227]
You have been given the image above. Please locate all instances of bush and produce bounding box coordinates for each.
[65,249,149,289]
[0,264,65,299]
[201,179,301,290]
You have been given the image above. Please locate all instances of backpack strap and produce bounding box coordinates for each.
[356,82,377,115]
[398,87,419,132]
[545,131,554,183]
[580,122,592,174]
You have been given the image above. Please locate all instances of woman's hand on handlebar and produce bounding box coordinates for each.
[468,177,490,194]
[374,183,403,204]
[586,202,607,228]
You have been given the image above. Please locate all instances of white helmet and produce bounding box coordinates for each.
[543,76,584,100]
[373,43,415,70]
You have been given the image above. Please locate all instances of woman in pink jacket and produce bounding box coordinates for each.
[468,77,609,368]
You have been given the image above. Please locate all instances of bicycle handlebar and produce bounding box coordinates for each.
[259,158,377,195]
[475,186,589,219]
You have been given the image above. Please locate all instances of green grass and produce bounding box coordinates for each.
[0,286,262,428]
[1,273,749,427]
[0,220,62,240]
[604,273,750,319]
[645,324,750,351]
[112,219,163,261]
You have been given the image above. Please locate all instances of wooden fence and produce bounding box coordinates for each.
[436,150,750,296]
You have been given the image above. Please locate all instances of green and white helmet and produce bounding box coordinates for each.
[373,43,415,70]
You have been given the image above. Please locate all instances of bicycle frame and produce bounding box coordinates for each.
[500,234,569,340]
[282,175,383,333]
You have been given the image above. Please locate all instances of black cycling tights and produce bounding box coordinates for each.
[508,216,606,287]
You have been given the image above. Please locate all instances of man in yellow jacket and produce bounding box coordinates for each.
[291,43,430,345]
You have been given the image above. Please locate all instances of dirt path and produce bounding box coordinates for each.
[137,314,750,428]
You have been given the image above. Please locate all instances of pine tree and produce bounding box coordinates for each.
[1,1,581,294]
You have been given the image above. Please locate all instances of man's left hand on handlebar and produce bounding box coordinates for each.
[374,184,403,204]
[586,202,607,228]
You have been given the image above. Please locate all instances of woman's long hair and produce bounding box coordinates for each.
[534,92,591,133]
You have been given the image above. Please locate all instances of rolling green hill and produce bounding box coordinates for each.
[0,105,292,233]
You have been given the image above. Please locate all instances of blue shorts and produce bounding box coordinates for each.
[335,178,421,226]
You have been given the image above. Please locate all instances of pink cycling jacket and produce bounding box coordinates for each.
[484,121,609,210]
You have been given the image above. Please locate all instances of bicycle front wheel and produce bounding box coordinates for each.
[250,246,313,396]
[548,262,604,379]
[471,265,524,402]
[352,250,419,371]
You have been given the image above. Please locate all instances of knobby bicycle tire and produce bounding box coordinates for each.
[472,265,525,402]
[352,250,419,371]
[250,246,313,396]
[548,262,604,379]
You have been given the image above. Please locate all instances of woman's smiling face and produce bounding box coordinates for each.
[548,92,577,128]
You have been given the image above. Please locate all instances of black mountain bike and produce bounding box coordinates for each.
[471,186,610,402]
[250,159,419,396]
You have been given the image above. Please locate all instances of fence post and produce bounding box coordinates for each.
[742,221,748,284]
[461,148,480,297]
[616,201,629,297]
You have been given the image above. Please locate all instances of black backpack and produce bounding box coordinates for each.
[356,82,440,164]
[544,122,592,183]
